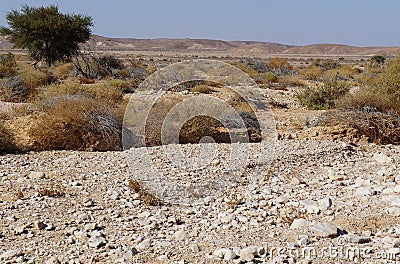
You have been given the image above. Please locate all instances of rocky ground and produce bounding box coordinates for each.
[1,139,400,263]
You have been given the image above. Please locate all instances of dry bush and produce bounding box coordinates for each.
[313,58,339,71]
[190,84,214,94]
[128,60,145,68]
[146,65,157,75]
[324,65,360,80]
[0,122,17,153]
[227,61,259,77]
[268,57,289,69]
[179,115,230,144]
[29,97,123,151]
[336,89,396,114]
[323,110,400,145]
[279,75,306,87]
[38,183,65,198]
[0,76,34,103]
[18,65,53,88]
[53,63,73,79]
[73,53,125,79]
[0,52,17,78]
[337,56,400,115]
[299,65,323,80]
[78,77,95,84]
[144,96,183,146]
[128,179,161,206]
[323,56,400,144]
[41,82,123,105]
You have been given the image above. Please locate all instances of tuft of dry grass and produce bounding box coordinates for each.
[190,84,214,94]
[53,63,73,79]
[41,82,123,105]
[38,183,65,198]
[279,75,306,87]
[18,64,52,88]
[324,65,360,80]
[29,97,123,151]
[128,179,161,206]
[299,65,323,80]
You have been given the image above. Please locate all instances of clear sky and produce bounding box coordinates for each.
[0,0,398,47]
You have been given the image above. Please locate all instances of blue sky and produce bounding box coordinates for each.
[0,0,398,46]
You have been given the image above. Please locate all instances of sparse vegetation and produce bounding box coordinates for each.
[297,77,350,109]
[190,84,214,94]
[323,55,400,144]
[29,96,123,151]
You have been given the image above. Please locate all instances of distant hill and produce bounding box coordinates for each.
[1,35,400,56]
[281,44,400,56]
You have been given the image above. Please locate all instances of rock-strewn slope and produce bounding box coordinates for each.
[1,140,399,263]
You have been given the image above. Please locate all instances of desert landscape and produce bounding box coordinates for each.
[1,2,400,264]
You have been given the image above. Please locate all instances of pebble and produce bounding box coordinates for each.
[173,230,188,241]
[88,231,106,248]
[347,234,371,244]
[29,171,45,180]
[45,257,60,264]
[298,237,310,246]
[310,222,338,237]
[14,225,25,234]
[136,239,152,251]
[34,221,46,230]
[88,236,106,248]
[239,247,256,262]
[318,197,332,211]
[387,207,400,217]
[300,199,320,213]
[1,249,22,258]
[290,218,309,229]
[224,249,237,261]
[373,153,392,164]
[355,186,377,196]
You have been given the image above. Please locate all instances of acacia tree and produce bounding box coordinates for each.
[0,5,93,67]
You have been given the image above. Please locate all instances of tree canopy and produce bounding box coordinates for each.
[0,5,93,67]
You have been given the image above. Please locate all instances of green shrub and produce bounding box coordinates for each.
[297,77,350,109]
[190,85,214,94]
[323,56,400,145]
[337,55,400,115]
[264,72,279,83]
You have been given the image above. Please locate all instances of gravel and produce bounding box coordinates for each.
[1,139,400,263]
